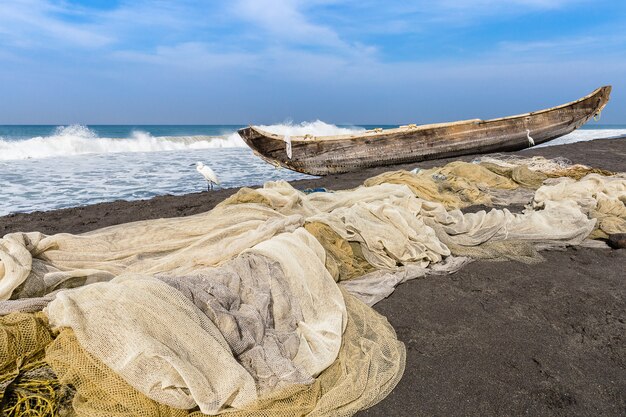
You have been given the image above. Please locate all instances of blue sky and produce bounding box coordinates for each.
[0,0,624,124]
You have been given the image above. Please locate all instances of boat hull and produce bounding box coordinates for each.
[238,86,612,176]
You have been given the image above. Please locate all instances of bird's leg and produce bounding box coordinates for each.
[207,182,210,192]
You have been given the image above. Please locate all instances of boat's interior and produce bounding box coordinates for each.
[247,86,610,143]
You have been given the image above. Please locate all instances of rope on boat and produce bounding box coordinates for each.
[526,129,535,147]
[594,109,602,122]
[283,135,293,159]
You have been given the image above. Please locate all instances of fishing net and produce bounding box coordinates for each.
[191,289,405,417]
[590,195,626,237]
[363,171,468,209]
[0,291,61,316]
[476,155,615,180]
[433,161,519,190]
[220,186,277,207]
[340,257,471,306]
[46,275,259,413]
[1,172,607,316]
[45,290,404,417]
[44,228,346,414]
[428,223,543,264]
[0,312,73,417]
[363,162,525,211]
[533,173,626,238]
[0,312,54,374]
[479,162,548,189]
[0,202,304,302]
[46,329,188,417]
[0,361,74,417]
[311,196,451,270]
[1,156,623,416]
[0,233,34,301]
[304,222,374,282]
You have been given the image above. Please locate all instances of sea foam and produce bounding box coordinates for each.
[534,128,626,148]
[0,121,365,161]
[256,120,365,137]
[0,125,245,161]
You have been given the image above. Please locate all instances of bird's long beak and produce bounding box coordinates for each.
[189,163,195,166]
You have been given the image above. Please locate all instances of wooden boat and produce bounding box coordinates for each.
[238,86,612,176]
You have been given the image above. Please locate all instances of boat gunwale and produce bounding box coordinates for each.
[244,86,610,143]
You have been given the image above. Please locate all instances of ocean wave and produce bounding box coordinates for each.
[0,121,366,161]
[0,125,246,161]
[534,128,626,148]
[256,120,365,136]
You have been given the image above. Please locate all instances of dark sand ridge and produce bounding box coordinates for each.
[1,137,625,416]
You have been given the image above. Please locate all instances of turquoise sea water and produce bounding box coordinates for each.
[0,122,624,216]
[0,125,246,140]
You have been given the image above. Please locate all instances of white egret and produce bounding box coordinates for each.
[193,161,220,191]
[526,129,535,147]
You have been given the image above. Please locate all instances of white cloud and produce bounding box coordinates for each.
[336,0,593,31]
[439,0,584,10]
[113,42,254,71]
[0,0,112,48]
[232,0,346,48]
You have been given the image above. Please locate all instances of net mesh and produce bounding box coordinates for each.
[304,222,375,282]
[46,329,188,417]
[44,290,404,417]
[476,155,615,180]
[0,312,54,374]
[0,312,73,417]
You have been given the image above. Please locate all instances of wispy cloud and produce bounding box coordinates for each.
[113,42,255,71]
[498,37,599,55]
[330,0,594,33]
[0,0,112,48]
[438,0,586,10]
[233,0,345,47]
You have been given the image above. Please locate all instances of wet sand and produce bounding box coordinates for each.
[1,137,625,416]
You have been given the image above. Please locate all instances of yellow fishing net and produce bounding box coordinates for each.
[220,187,275,207]
[363,170,467,209]
[0,312,73,417]
[1,312,54,374]
[479,162,548,189]
[305,222,375,281]
[477,155,615,180]
[433,161,519,190]
[46,329,188,417]
[588,194,626,238]
[364,162,522,210]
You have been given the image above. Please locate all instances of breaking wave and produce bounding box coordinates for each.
[256,120,365,137]
[0,125,246,161]
[0,121,365,161]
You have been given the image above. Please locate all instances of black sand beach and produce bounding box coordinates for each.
[1,138,625,416]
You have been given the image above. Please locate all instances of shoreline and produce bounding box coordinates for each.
[2,136,626,236]
[1,137,625,416]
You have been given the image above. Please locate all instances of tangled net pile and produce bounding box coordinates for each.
[1,156,625,416]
